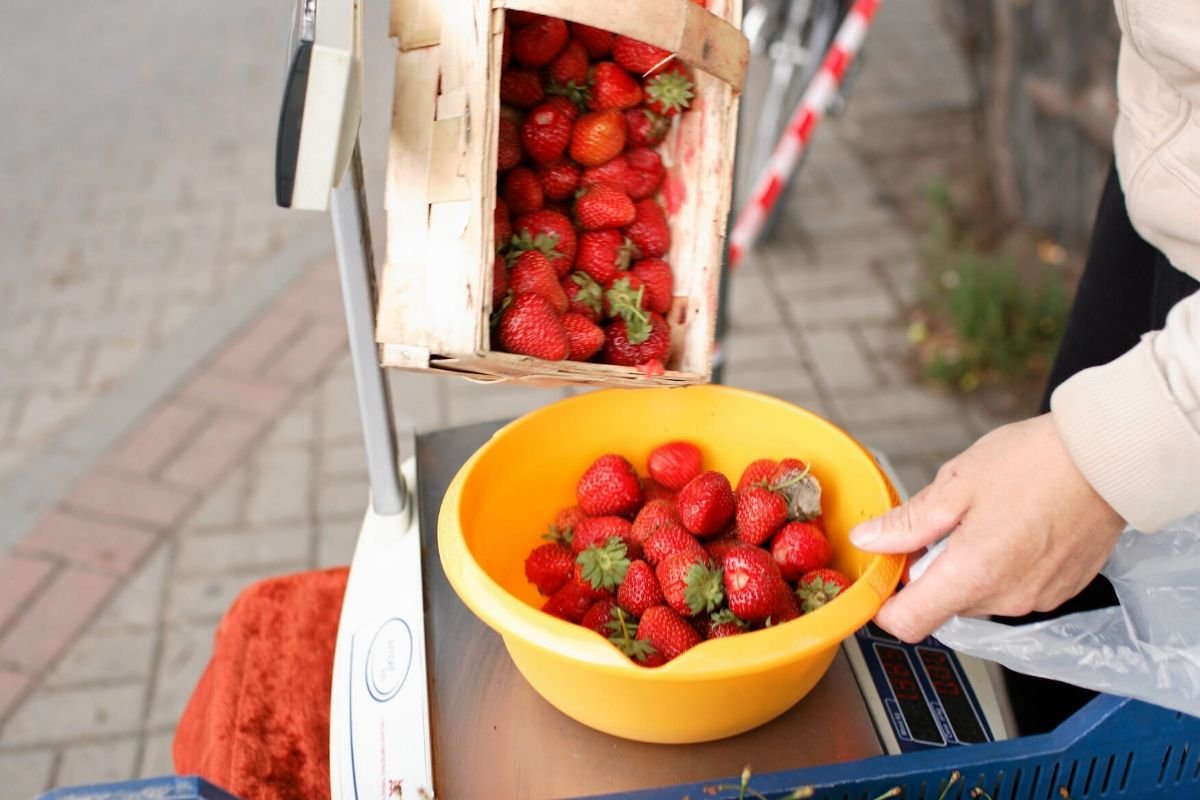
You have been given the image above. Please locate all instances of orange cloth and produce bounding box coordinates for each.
[173,567,349,800]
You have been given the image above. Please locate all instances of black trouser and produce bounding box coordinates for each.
[996,163,1200,734]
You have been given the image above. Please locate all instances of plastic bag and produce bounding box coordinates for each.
[912,513,1200,717]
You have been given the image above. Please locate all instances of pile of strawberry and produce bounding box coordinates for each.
[492,10,701,372]
[523,442,853,667]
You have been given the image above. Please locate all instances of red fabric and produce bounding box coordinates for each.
[174,567,349,800]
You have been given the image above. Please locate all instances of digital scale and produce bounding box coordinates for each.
[273,1,1014,796]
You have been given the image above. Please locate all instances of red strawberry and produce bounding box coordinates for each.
[636,606,702,663]
[587,62,644,111]
[524,541,575,595]
[581,155,633,194]
[737,458,778,492]
[554,505,587,537]
[577,454,642,517]
[575,184,636,230]
[647,441,702,491]
[631,498,685,545]
[502,166,544,215]
[569,110,628,168]
[704,535,747,566]
[494,198,512,253]
[625,108,670,148]
[543,579,597,623]
[624,198,671,258]
[543,94,583,121]
[497,116,522,172]
[603,311,671,368]
[500,70,545,108]
[618,559,666,617]
[537,159,581,201]
[575,536,632,593]
[512,16,568,68]
[603,274,645,319]
[491,255,508,307]
[506,10,540,25]
[643,525,704,567]
[576,230,633,285]
[624,147,666,200]
[509,250,568,313]
[562,312,605,362]
[571,22,615,59]
[770,582,803,624]
[722,545,785,623]
[512,209,577,268]
[657,550,723,617]
[581,599,619,635]
[562,271,603,321]
[642,477,676,505]
[643,61,695,117]
[496,293,569,360]
[796,568,852,613]
[770,521,831,581]
[676,471,736,537]
[522,102,573,164]
[702,608,748,640]
[631,258,674,315]
[548,39,589,85]
[736,485,789,546]
[612,36,673,76]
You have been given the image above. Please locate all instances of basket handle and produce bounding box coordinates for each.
[496,0,748,93]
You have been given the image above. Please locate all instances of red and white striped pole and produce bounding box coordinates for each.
[727,0,883,270]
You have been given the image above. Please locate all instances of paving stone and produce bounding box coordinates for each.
[55,738,139,786]
[316,518,361,569]
[847,417,978,462]
[721,362,822,404]
[167,568,301,623]
[263,402,318,447]
[139,730,177,779]
[94,546,169,632]
[802,329,878,391]
[181,371,294,420]
[86,341,150,394]
[721,330,801,367]
[0,554,55,633]
[265,322,348,387]
[830,385,963,427]
[1,684,144,746]
[318,481,370,522]
[386,371,446,432]
[209,311,307,378]
[146,622,218,728]
[321,442,368,482]
[0,668,33,722]
[726,274,785,329]
[787,289,899,326]
[0,749,54,798]
[175,526,312,577]
[44,628,157,688]
[245,447,314,525]
[161,415,264,490]
[182,467,248,531]
[444,383,567,428]
[64,472,194,530]
[888,459,938,499]
[104,401,209,477]
[10,392,93,445]
[0,568,118,673]
[16,512,158,576]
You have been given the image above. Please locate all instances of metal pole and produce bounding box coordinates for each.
[330,142,407,517]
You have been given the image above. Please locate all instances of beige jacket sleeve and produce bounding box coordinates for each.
[1051,289,1200,532]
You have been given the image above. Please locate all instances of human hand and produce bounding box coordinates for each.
[849,413,1127,643]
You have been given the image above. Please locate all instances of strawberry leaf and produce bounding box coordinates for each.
[683,562,725,615]
[541,522,573,546]
[576,537,630,591]
[710,608,748,629]
[570,272,603,315]
[645,70,695,114]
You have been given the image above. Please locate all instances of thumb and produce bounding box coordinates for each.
[849,476,969,554]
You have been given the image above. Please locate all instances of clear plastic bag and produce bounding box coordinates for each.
[912,513,1200,717]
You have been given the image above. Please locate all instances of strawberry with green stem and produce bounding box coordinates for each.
[512,209,577,268]
[722,544,786,623]
[623,197,671,258]
[635,606,701,664]
[522,101,573,164]
[603,309,671,368]
[576,453,642,517]
[625,108,670,148]
[631,498,684,546]
[631,257,674,315]
[587,62,644,111]
[569,109,628,168]
[571,516,638,558]
[603,605,657,663]
[617,559,665,617]
[562,312,605,361]
[737,458,778,492]
[612,35,673,75]
[576,230,633,286]
[576,536,631,593]
[677,471,736,537]
[643,525,704,567]
[496,293,570,361]
[769,457,823,521]
[735,485,789,546]
[656,550,723,617]
[771,520,831,581]
[795,568,851,613]
[508,250,568,313]
[524,541,574,595]
[575,184,636,230]
[562,271,603,321]
[511,16,568,68]
[643,61,695,117]
[623,147,667,200]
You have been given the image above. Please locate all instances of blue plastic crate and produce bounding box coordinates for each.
[37,775,239,800]
[586,694,1200,799]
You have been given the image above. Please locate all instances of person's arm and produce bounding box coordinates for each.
[850,289,1200,643]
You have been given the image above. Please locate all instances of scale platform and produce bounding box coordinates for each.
[333,420,1014,799]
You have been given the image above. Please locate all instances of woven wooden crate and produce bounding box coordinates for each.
[376,0,747,387]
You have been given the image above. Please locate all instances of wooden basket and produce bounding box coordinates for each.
[376,0,747,387]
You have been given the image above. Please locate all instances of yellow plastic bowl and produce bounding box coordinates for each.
[438,385,904,743]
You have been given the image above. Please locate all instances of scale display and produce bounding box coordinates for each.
[852,622,994,753]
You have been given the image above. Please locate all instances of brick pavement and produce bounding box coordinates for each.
[0,0,1014,794]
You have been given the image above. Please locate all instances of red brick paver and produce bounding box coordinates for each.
[104,402,209,477]
[0,554,55,632]
[180,371,294,420]
[0,568,118,672]
[266,322,349,386]
[162,415,265,490]
[15,512,158,576]
[209,313,308,378]
[0,668,32,720]
[64,473,195,529]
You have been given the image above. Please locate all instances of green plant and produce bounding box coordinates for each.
[910,180,1069,393]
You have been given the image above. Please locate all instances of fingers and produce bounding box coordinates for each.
[849,471,970,554]
[872,543,979,643]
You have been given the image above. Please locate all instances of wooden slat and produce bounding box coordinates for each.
[390,0,442,49]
